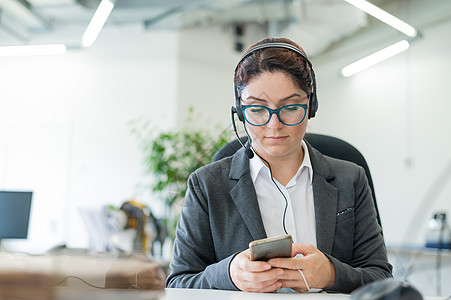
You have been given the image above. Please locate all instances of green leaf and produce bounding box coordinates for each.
[130,108,231,233]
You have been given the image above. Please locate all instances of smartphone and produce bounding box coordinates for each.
[249,234,293,261]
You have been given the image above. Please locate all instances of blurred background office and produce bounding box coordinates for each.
[0,0,450,296]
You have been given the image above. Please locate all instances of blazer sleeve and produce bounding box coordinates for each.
[165,171,239,290]
[325,166,392,293]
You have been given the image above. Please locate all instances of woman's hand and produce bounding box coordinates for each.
[268,243,335,293]
[229,249,284,293]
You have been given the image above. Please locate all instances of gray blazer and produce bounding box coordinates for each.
[166,142,392,293]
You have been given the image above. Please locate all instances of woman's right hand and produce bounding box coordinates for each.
[229,249,284,292]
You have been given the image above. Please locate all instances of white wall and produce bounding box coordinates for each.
[175,26,241,134]
[0,24,179,252]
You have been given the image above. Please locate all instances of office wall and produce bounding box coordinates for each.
[0,25,179,252]
[175,26,241,134]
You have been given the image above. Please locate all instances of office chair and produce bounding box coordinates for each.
[212,133,382,231]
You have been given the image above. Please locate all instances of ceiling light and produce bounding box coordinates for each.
[0,44,67,57]
[341,40,409,77]
[81,0,115,48]
[344,0,417,37]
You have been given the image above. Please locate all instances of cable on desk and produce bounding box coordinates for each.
[130,267,144,289]
[56,276,106,289]
[401,249,423,281]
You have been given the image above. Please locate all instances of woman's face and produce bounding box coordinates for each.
[241,71,309,161]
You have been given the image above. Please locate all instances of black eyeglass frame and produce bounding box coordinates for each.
[241,103,309,127]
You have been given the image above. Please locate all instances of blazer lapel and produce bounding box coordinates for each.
[229,148,267,241]
[306,142,338,255]
[225,143,339,251]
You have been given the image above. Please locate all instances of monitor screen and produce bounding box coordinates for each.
[0,191,32,239]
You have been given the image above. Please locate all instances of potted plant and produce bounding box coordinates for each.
[132,109,230,240]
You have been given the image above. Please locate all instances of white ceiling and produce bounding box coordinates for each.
[0,0,374,55]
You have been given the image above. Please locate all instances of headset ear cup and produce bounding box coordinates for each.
[234,81,245,123]
[308,94,318,119]
[234,101,245,123]
[237,107,244,122]
[232,105,244,123]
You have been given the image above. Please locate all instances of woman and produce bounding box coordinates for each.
[166,37,392,293]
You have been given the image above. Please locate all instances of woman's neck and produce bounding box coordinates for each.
[256,146,305,186]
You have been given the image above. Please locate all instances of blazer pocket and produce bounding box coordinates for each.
[336,207,354,224]
[334,208,355,263]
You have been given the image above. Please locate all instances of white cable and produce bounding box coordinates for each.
[298,269,310,291]
[131,267,144,288]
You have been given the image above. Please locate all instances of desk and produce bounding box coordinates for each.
[163,289,346,300]
[51,287,447,300]
[161,289,445,300]
[161,288,446,300]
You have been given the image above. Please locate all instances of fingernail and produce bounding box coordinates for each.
[277,269,284,275]
[263,264,271,270]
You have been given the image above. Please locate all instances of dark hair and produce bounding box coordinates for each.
[234,37,312,99]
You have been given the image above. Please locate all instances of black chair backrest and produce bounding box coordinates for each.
[212,133,382,231]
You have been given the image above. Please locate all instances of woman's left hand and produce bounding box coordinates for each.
[267,243,335,293]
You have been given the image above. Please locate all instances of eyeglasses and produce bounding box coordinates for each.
[241,104,308,126]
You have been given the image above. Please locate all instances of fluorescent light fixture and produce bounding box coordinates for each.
[0,44,67,57]
[81,0,115,48]
[341,40,409,77]
[344,0,417,37]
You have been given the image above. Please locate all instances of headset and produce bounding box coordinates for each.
[231,42,319,159]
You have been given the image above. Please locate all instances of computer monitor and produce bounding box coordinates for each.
[0,191,33,240]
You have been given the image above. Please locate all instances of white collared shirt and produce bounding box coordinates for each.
[249,140,317,246]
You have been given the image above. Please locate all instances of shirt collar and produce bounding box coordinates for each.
[249,140,313,185]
